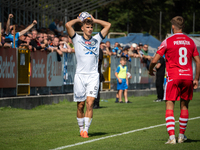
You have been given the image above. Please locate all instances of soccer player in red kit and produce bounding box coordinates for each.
[149,16,200,144]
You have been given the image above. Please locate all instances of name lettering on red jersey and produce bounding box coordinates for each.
[174,40,190,45]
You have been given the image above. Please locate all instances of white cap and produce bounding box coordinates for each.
[132,43,137,48]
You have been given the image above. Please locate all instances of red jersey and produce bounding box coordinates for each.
[157,33,199,80]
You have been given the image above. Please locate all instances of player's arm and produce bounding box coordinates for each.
[91,15,111,38]
[149,53,162,75]
[193,55,200,89]
[5,14,13,35]
[65,18,81,38]
[19,20,37,36]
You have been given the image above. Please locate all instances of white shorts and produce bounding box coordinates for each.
[73,73,99,102]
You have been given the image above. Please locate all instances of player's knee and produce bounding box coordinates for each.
[77,103,84,112]
[86,102,93,110]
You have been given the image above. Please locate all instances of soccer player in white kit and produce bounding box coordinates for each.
[65,13,111,138]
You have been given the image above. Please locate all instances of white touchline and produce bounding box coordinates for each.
[50,116,200,150]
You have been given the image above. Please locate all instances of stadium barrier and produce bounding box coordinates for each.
[1,47,199,97]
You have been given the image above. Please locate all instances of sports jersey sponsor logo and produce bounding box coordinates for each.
[85,41,91,45]
[179,73,191,76]
[79,38,98,55]
[174,40,190,45]
[179,69,190,72]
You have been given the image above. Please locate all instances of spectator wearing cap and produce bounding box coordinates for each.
[138,42,143,49]
[121,45,131,62]
[129,43,140,58]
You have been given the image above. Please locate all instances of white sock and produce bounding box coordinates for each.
[77,118,84,133]
[169,135,175,140]
[84,117,92,133]
[179,133,184,138]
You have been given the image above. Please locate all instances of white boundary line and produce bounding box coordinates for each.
[50,116,200,150]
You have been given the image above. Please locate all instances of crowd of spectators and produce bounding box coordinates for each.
[0,14,152,69]
[100,41,153,69]
[0,14,74,57]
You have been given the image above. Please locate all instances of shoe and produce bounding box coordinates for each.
[80,130,83,136]
[81,131,89,138]
[93,105,99,109]
[115,100,119,103]
[165,138,176,144]
[178,135,187,143]
[125,101,132,103]
[119,101,123,103]
[154,99,163,102]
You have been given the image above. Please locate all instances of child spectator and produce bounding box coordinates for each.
[115,56,131,103]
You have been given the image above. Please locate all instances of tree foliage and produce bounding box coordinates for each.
[96,0,200,40]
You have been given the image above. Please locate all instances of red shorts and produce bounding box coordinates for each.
[164,79,193,101]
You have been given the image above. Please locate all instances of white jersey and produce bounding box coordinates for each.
[72,32,103,74]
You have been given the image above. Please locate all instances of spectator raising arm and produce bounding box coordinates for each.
[19,20,37,36]
[5,14,13,35]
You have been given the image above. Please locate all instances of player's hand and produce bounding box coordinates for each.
[33,20,37,25]
[193,79,199,89]
[90,15,96,22]
[9,14,13,19]
[118,79,122,83]
[77,16,82,22]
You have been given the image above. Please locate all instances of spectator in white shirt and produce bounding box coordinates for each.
[57,21,64,36]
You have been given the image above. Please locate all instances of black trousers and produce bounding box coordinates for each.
[94,83,101,107]
[156,75,164,99]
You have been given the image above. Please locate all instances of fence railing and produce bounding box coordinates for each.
[1,47,199,97]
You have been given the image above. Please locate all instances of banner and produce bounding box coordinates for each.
[30,51,47,87]
[0,48,17,88]
[46,52,63,86]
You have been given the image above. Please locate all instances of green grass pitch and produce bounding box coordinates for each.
[0,92,200,150]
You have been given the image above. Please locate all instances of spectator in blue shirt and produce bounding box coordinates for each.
[49,19,61,36]
[121,45,131,62]
[5,14,37,48]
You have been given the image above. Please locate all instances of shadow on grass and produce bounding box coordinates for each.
[93,106,108,109]
[88,132,107,137]
[185,139,200,143]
